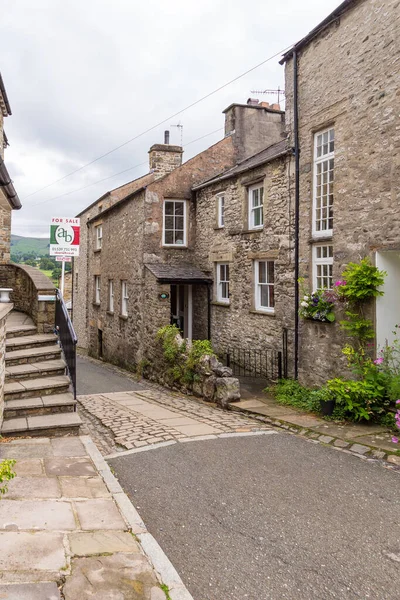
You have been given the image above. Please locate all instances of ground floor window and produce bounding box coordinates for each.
[313,244,333,290]
[94,275,101,304]
[254,260,274,312]
[216,263,230,303]
[108,280,114,312]
[121,280,128,316]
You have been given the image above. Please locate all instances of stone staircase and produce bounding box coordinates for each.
[1,312,81,437]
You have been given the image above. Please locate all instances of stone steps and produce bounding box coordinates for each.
[4,392,76,419]
[5,359,66,382]
[4,375,71,401]
[1,412,82,437]
[6,345,63,366]
[6,333,58,352]
[1,311,81,438]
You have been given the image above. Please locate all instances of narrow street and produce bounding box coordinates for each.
[77,355,400,600]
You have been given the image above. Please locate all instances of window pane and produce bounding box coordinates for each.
[267,261,274,284]
[175,231,184,244]
[174,202,184,216]
[260,285,268,307]
[165,216,174,230]
[175,216,184,231]
[165,231,174,245]
[258,261,266,283]
[165,202,174,215]
[269,284,275,308]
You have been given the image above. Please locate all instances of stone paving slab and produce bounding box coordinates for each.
[74,498,127,530]
[59,476,110,498]
[0,500,76,531]
[0,582,61,599]
[14,458,44,476]
[50,437,87,457]
[44,457,97,477]
[5,476,61,499]
[69,530,140,556]
[0,532,66,571]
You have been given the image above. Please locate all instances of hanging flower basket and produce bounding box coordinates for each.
[299,290,336,323]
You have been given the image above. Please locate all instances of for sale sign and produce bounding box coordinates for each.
[50,217,80,257]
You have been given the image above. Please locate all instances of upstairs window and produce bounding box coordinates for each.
[217,194,225,228]
[313,128,334,236]
[94,276,101,304]
[95,225,102,250]
[254,260,275,312]
[121,281,128,316]
[313,244,333,290]
[248,184,264,230]
[163,200,186,246]
[108,280,114,313]
[216,263,230,303]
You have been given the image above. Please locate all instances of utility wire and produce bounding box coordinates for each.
[23,44,292,200]
[30,127,224,207]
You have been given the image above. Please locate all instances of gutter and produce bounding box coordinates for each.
[0,73,12,115]
[293,49,300,380]
[0,155,22,210]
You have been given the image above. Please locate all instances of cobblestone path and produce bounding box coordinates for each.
[78,388,271,455]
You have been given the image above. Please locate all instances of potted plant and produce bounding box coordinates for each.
[312,386,336,416]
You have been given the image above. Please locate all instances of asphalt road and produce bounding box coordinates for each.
[76,354,145,395]
[109,434,400,600]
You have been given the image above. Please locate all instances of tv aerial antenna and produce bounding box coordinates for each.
[171,122,183,146]
[250,86,285,104]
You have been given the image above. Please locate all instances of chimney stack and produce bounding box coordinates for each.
[149,133,183,180]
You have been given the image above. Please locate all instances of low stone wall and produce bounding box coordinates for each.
[0,303,13,427]
[0,264,56,333]
[146,334,241,408]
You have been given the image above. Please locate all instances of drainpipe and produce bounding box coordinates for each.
[293,49,300,380]
[0,156,22,210]
[207,284,211,340]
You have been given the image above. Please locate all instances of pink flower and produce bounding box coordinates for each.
[373,358,384,365]
[334,280,345,287]
[392,437,399,444]
[396,400,400,404]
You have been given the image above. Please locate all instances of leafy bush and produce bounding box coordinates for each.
[0,460,16,496]
[340,258,386,303]
[269,379,321,413]
[326,377,389,421]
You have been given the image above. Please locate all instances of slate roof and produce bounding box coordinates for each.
[192,139,289,191]
[145,263,212,283]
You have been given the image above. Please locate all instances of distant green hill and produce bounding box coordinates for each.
[11,235,50,258]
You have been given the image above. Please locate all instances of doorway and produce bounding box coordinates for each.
[376,251,400,350]
[170,284,193,340]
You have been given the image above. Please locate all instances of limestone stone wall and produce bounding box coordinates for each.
[194,154,295,375]
[0,203,11,264]
[0,304,12,427]
[148,144,183,179]
[0,264,55,333]
[284,0,400,385]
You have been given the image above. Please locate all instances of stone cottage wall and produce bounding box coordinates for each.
[0,304,12,427]
[0,202,11,264]
[194,155,295,376]
[284,0,400,385]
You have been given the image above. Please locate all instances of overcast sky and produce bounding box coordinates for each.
[1,0,340,238]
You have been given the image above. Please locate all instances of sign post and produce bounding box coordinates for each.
[49,217,80,297]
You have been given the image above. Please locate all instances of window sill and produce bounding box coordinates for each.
[309,234,333,243]
[213,226,225,231]
[249,309,275,317]
[106,310,114,316]
[242,228,263,235]
[211,301,230,307]
[94,248,102,253]
[93,302,100,307]
[119,314,128,321]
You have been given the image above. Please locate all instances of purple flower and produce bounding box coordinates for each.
[373,357,384,365]
[334,280,346,287]
[392,437,399,444]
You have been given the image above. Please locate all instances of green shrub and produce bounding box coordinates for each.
[340,258,386,303]
[326,377,389,421]
[0,459,16,496]
[269,379,321,413]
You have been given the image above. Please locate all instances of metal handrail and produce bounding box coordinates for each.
[55,288,77,400]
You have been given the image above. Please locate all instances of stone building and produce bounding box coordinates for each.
[281,0,400,385]
[74,102,288,374]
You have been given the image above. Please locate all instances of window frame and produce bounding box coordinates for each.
[312,244,333,291]
[95,224,103,250]
[108,280,114,313]
[248,184,264,230]
[121,280,128,316]
[94,275,101,305]
[217,193,225,228]
[162,200,187,247]
[216,263,230,304]
[254,260,275,313]
[312,127,334,238]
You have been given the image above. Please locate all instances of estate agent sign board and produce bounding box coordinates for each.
[49,217,80,257]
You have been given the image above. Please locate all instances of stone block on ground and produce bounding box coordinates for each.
[214,377,241,408]
[74,498,126,530]
[0,532,66,571]
[62,553,159,600]
[44,457,97,477]
[69,531,140,556]
[59,476,110,499]
[203,375,217,402]
[0,582,61,600]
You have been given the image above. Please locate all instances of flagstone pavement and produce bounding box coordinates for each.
[0,436,186,600]
[78,389,272,456]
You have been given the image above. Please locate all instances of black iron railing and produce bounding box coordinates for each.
[225,348,283,380]
[55,289,77,400]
